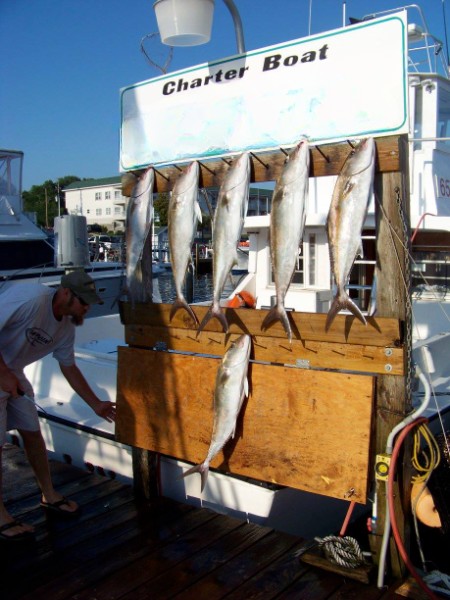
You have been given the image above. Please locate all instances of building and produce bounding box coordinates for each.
[63,177,126,232]
[63,174,274,235]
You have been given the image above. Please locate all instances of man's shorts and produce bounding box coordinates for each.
[0,392,40,446]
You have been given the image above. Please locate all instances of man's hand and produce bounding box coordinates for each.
[0,365,22,397]
[92,399,116,423]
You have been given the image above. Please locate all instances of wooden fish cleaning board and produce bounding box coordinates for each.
[117,302,403,504]
[116,135,408,507]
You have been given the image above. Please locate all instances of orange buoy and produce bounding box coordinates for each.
[227,291,256,309]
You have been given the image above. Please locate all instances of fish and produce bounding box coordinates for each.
[197,153,250,334]
[261,140,310,342]
[181,334,251,492]
[125,166,154,304]
[168,161,202,324]
[325,137,376,330]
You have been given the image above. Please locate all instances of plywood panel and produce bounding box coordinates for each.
[116,347,374,502]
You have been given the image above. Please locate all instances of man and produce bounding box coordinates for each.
[0,271,116,541]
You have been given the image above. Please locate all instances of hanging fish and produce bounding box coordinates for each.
[326,137,376,330]
[125,166,154,304]
[168,161,202,324]
[197,153,250,334]
[261,140,310,342]
[181,334,251,493]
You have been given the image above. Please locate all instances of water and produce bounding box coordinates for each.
[156,270,246,304]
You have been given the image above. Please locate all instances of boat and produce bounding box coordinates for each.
[7,4,450,549]
[0,149,128,316]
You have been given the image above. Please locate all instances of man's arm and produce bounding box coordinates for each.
[59,363,116,423]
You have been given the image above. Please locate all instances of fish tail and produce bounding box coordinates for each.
[170,297,199,326]
[325,290,367,331]
[179,462,210,492]
[197,302,229,335]
[261,304,292,342]
[127,261,152,304]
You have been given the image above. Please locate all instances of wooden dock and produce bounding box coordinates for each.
[1,443,431,600]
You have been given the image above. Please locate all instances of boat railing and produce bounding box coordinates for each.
[412,248,450,296]
[361,4,449,79]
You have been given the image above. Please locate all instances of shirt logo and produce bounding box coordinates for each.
[26,328,53,346]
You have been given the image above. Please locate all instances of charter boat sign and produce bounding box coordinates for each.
[120,12,408,171]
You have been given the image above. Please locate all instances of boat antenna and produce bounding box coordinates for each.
[308,0,313,35]
[442,0,450,69]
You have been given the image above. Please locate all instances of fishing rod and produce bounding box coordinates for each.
[442,0,450,68]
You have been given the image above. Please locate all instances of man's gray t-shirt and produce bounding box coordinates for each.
[0,283,75,372]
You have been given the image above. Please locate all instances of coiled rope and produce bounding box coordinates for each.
[318,535,366,569]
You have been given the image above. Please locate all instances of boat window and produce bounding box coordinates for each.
[292,244,304,285]
[269,241,304,287]
[438,82,450,147]
[413,84,423,150]
[247,188,272,216]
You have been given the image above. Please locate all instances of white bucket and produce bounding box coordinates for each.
[154,0,214,46]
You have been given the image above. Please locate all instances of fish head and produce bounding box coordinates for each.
[173,161,200,196]
[281,139,310,185]
[223,152,250,193]
[344,138,375,176]
[224,334,251,368]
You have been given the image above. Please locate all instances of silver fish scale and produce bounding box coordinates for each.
[168,161,201,300]
[125,167,154,302]
[206,336,251,462]
[327,139,375,289]
[212,153,250,303]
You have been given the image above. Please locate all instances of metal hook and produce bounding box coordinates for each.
[199,161,216,175]
[250,152,269,169]
[315,145,330,163]
[344,487,356,499]
[154,168,170,181]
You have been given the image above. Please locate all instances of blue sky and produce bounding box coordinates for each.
[2,0,448,190]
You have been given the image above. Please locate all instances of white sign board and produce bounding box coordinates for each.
[120,12,407,171]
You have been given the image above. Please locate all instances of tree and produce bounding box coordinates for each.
[153,192,169,226]
[153,192,211,233]
[23,176,81,228]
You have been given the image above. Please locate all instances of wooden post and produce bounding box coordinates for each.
[372,135,412,577]
[132,448,159,501]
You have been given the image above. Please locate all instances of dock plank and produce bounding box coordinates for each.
[126,524,274,600]
[1,444,423,600]
[170,530,304,599]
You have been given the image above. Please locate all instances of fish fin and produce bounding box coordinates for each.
[244,377,249,398]
[200,467,210,493]
[197,303,229,335]
[357,242,364,259]
[368,270,377,317]
[170,298,199,326]
[342,180,355,198]
[179,462,210,492]
[194,200,203,224]
[325,290,367,331]
[261,304,292,343]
